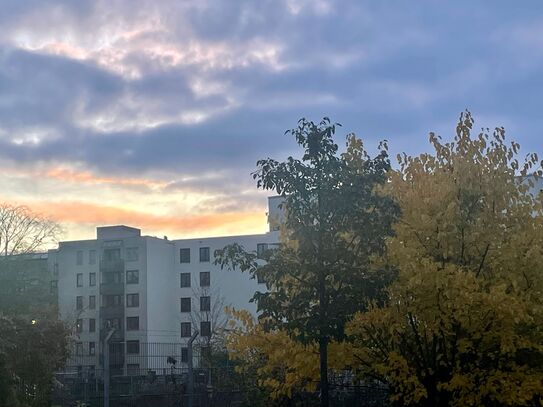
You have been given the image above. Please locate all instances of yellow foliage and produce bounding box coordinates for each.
[225,307,349,399]
[347,112,543,406]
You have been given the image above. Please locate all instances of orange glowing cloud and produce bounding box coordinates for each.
[27,200,267,238]
[45,167,170,190]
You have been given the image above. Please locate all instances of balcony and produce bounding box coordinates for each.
[100,259,124,273]
[100,282,124,295]
[100,305,124,319]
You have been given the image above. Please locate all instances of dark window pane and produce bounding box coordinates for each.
[76,319,83,333]
[89,318,96,332]
[180,273,191,288]
[127,293,139,307]
[180,322,191,337]
[180,297,191,313]
[126,270,139,284]
[200,296,210,312]
[77,273,83,287]
[199,272,210,287]
[127,340,140,354]
[181,347,188,363]
[180,248,190,263]
[89,273,96,286]
[126,317,139,331]
[76,296,83,310]
[200,321,211,337]
[89,295,96,309]
[257,243,268,259]
[199,247,210,262]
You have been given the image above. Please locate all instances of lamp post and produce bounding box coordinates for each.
[188,330,199,407]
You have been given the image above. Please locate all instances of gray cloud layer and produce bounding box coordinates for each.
[0,0,542,191]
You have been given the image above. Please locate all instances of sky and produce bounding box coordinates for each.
[0,0,542,243]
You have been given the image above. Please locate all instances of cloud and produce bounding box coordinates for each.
[0,0,542,240]
[20,199,268,239]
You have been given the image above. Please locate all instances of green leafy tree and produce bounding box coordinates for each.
[216,118,399,406]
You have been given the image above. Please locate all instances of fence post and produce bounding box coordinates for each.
[103,329,115,407]
[188,330,199,407]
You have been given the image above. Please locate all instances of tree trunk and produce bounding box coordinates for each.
[319,336,329,407]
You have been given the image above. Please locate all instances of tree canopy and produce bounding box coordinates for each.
[216,117,399,406]
[347,111,543,406]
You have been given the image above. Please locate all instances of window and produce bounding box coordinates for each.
[126,317,139,331]
[89,250,96,265]
[76,251,83,265]
[180,273,191,288]
[181,347,188,363]
[257,270,266,284]
[200,321,211,337]
[102,272,122,284]
[127,364,140,376]
[76,296,83,310]
[180,297,191,313]
[89,342,95,356]
[89,273,96,287]
[200,272,210,287]
[76,273,83,287]
[199,247,210,262]
[89,318,96,332]
[257,243,268,259]
[180,248,190,263]
[126,270,139,284]
[104,295,122,307]
[76,319,83,333]
[50,280,58,292]
[180,322,191,338]
[200,296,210,312]
[104,318,120,330]
[127,340,140,354]
[103,248,121,261]
[126,247,139,262]
[127,293,139,308]
[76,342,83,356]
[89,295,96,309]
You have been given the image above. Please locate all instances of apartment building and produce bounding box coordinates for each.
[50,196,282,374]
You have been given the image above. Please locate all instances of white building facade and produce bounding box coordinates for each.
[50,197,281,374]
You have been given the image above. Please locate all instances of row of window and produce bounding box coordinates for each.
[76,247,139,266]
[76,317,210,337]
[76,293,139,310]
[76,270,139,288]
[75,243,270,267]
[76,317,139,333]
[74,341,207,365]
[181,271,210,288]
[179,247,210,263]
[180,296,210,312]
[74,341,140,357]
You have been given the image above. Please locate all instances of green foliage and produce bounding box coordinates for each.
[0,314,70,407]
[216,117,399,405]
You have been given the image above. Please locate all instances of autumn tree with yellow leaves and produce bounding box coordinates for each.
[347,111,543,406]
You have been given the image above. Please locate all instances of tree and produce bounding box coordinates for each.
[0,204,60,256]
[216,118,399,406]
[0,204,61,316]
[0,203,69,406]
[346,111,543,406]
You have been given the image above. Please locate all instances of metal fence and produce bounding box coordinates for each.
[52,342,389,407]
